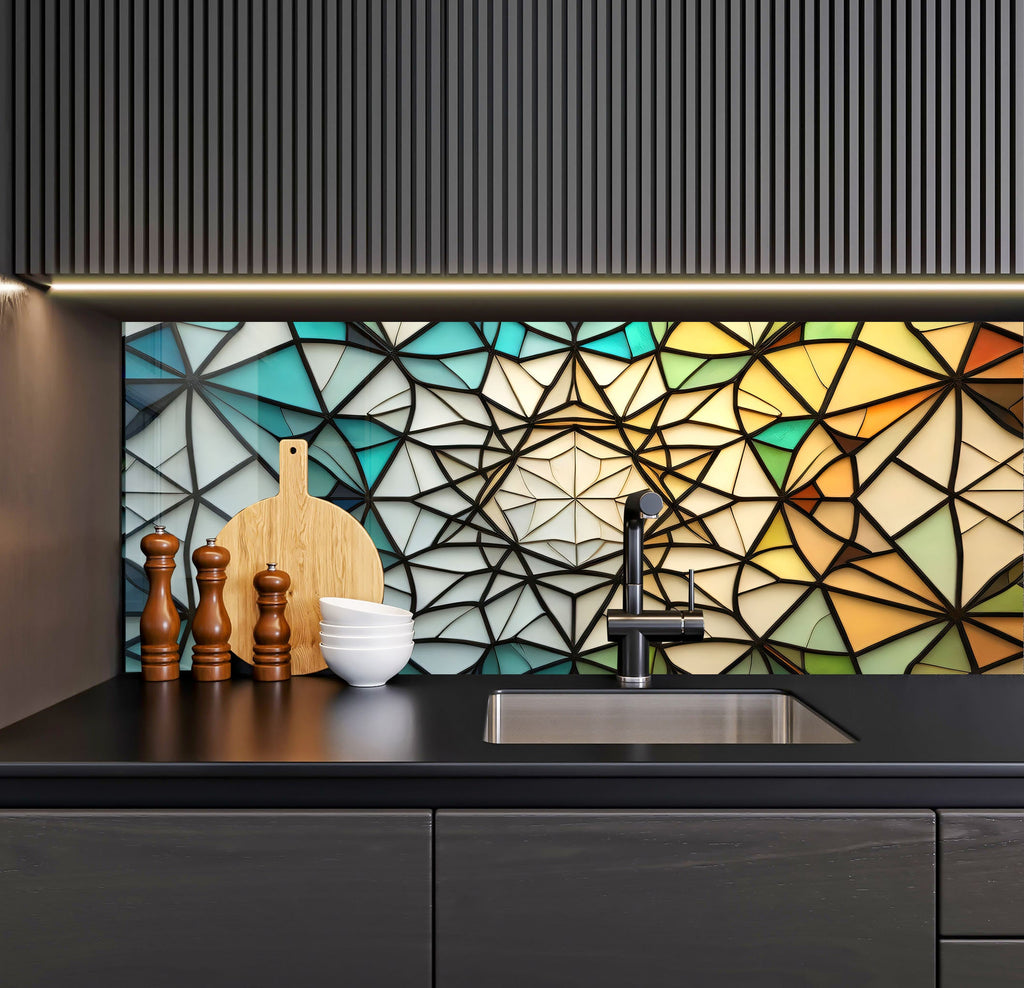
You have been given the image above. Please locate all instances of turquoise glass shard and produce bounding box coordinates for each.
[128,326,187,374]
[295,321,347,341]
[208,345,321,411]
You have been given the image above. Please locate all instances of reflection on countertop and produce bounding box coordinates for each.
[140,677,420,762]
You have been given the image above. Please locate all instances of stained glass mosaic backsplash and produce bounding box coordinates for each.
[123,320,1024,675]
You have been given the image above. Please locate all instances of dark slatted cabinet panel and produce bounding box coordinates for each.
[436,810,936,988]
[0,811,432,987]
[940,812,1024,936]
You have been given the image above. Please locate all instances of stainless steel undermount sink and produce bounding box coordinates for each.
[484,690,854,744]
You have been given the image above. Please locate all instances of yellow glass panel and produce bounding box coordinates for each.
[754,509,791,551]
[858,322,947,374]
[689,386,741,431]
[921,322,973,371]
[806,342,851,389]
[627,404,661,431]
[665,322,748,355]
[764,347,830,406]
[814,456,854,498]
[754,547,814,582]
[738,562,777,593]
[657,389,718,427]
[675,451,713,480]
[828,591,936,651]
[736,362,811,429]
[734,446,778,499]
[664,641,752,674]
[960,395,1024,469]
[828,348,942,413]
[701,440,743,492]
[732,500,777,551]
[854,397,938,480]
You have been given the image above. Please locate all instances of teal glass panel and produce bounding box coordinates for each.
[128,327,187,373]
[401,322,484,355]
[295,321,347,341]
[625,321,656,356]
[125,352,183,379]
[493,322,527,357]
[208,346,320,411]
[753,417,815,450]
[581,331,632,359]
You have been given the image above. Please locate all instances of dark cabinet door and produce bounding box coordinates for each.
[0,810,431,988]
[436,810,935,988]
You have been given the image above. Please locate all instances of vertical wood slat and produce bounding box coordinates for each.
[3,0,1022,276]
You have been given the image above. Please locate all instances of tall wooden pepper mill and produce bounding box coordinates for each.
[191,538,232,682]
[140,524,181,681]
[252,563,292,681]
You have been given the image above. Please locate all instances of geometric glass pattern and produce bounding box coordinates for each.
[123,320,1023,675]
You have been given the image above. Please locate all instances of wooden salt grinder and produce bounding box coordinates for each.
[140,525,181,681]
[191,538,232,681]
[252,563,292,681]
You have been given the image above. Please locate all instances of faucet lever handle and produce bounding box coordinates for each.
[688,569,695,612]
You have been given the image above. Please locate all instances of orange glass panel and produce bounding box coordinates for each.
[965,622,1023,668]
[964,328,1023,373]
[972,353,1024,380]
[814,456,855,497]
[826,567,941,610]
[971,615,1024,639]
[851,552,942,606]
[829,591,937,651]
[785,507,844,574]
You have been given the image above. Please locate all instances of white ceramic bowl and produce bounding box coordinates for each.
[320,619,414,636]
[320,630,414,649]
[319,641,413,687]
[320,597,413,627]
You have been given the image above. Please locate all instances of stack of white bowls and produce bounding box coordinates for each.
[319,597,415,687]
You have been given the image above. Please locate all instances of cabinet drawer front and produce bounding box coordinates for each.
[0,810,432,988]
[437,810,935,988]
[941,941,1024,987]
[940,812,1024,936]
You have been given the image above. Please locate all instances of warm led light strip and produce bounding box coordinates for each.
[48,278,1024,294]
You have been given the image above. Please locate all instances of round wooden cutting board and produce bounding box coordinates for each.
[216,439,385,675]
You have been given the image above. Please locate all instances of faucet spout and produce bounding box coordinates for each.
[608,490,704,687]
[622,490,663,614]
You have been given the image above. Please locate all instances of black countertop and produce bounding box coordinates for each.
[0,673,1022,808]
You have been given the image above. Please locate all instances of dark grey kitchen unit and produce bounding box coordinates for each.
[940,812,1024,936]
[0,810,432,988]
[436,810,936,988]
[940,941,1024,988]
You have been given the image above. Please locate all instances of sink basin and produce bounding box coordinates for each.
[484,690,854,744]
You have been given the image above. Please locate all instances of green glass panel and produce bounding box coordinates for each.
[973,585,1024,614]
[660,353,705,388]
[897,506,958,601]
[858,625,945,673]
[683,355,753,388]
[917,627,972,671]
[804,321,858,340]
[772,590,832,648]
[125,352,183,380]
[295,321,346,341]
[804,652,855,674]
[650,321,669,343]
[625,321,656,356]
[767,657,796,675]
[752,441,792,488]
[581,331,632,359]
[129,327,186,373]
[401,322,483,355]
[209,346,320,411]
[754,417,815,451]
